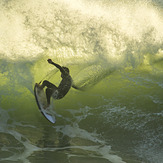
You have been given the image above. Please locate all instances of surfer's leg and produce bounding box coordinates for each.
[40,80,57,89]
[46,88,54,106]
[46,87,58,106]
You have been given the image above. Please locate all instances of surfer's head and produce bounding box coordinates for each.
[62,66,69,74]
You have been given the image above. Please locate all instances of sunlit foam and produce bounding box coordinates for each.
[0,0,163,68]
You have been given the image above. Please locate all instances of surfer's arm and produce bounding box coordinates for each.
[47,59,65,74]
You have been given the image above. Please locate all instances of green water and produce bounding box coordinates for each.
[0,0,163,162]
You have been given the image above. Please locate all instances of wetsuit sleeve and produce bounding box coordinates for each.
[51,62,65,74]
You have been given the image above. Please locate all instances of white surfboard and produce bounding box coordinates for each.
[34,83,56,124]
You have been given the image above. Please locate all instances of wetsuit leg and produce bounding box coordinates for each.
[41,80,57,89]
[46,88,54,105]
[40,80,58,106]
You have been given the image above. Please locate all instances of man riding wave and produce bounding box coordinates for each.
[36,59,79,107]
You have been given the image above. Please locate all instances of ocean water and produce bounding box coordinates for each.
[0,0,163,162]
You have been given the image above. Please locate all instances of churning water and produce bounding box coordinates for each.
[0,0,163,162]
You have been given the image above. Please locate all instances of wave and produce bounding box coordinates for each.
[0,0,163,65]
[0,0,163,163]
[0,0,163,91]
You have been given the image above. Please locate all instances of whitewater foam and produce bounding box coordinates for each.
[0,0,163,71]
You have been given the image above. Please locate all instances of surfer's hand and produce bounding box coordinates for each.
[47,59,53,64]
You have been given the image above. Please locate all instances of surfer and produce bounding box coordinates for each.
[37,59,78,107]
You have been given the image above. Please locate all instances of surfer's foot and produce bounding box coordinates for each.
[36,83,44,89]
[35,83,39,86]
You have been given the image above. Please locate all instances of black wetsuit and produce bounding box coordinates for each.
[41,62,72,105]
[56,73,72,99]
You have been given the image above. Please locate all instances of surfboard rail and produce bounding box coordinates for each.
[34,83,56,124]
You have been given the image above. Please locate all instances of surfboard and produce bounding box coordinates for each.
[34,83,56,124]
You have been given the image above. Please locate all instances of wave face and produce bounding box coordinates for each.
[0,0,163,162]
